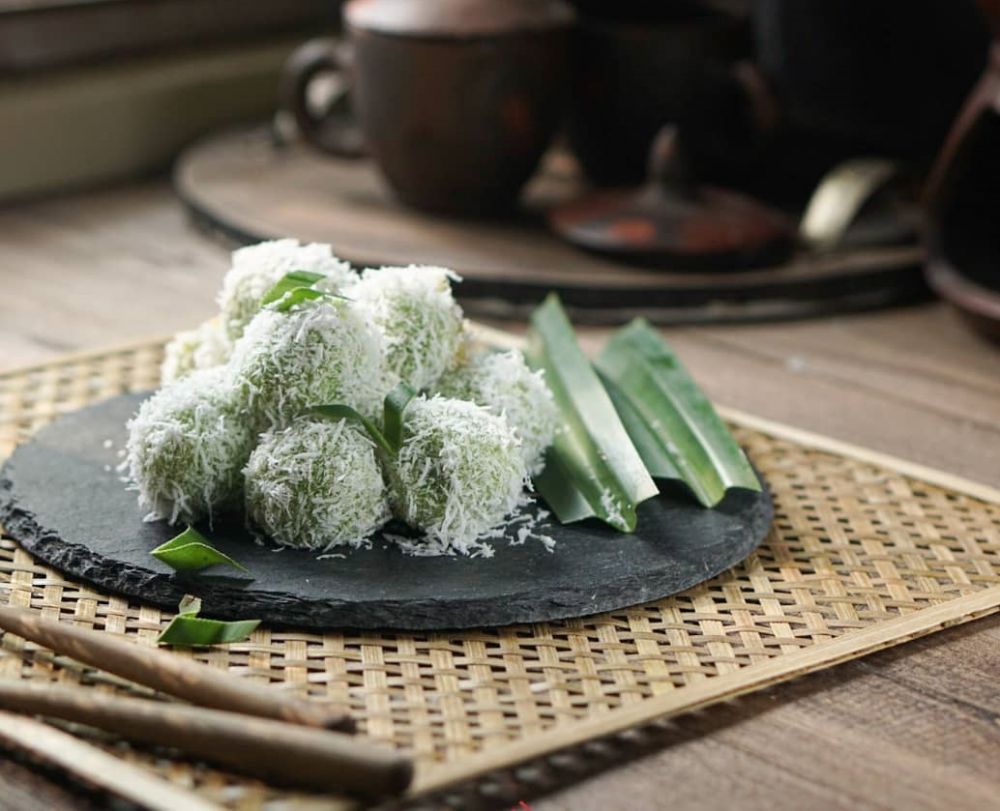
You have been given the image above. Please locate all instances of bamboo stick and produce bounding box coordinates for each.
[0,710,224,811]
[0,681,411,798]
[0,605,353,731]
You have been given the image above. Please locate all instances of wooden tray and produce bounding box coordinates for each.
[2,339,999,809]
[174,128,929,325]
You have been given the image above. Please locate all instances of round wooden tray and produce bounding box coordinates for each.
[174,128,929,325]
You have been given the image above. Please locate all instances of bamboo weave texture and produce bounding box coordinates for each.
[1,342,999,809]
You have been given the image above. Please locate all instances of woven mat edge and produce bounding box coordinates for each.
[412,586,1000,794]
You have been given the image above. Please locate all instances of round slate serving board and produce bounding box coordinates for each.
[174,127,928,326]
[0,394,772,631]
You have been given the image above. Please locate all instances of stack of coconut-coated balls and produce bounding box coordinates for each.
[125,240,559,557]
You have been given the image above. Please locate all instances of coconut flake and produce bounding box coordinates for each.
[218,239,358,342]
[350,265,464,392]
[436,349,559,474]
[229,296,388,426]
[124,366,254,525]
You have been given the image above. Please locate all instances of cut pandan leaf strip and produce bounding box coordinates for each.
[151,526,250,574]
[599,372,682,481]
[531,449,594,525]
[526,294,658,532]
[259,269,327,307]
[596,319,761,507]
[382,382,416,452]
[157,594,260,647]
[308,404,393,455]
[307,383,416,456]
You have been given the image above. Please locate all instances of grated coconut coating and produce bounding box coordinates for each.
[160,317,231,385]
[350,265,464,391]
[244,418,390,550]
[436,349,559,475]
[388,395,528,556]
[218,239,357,342]
[228,295,388,427]
[125,366,255,525]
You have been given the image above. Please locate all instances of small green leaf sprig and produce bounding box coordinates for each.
[151,526,249,574]
[260,270,350,312]
[308,382,416,459]
[156,595,260,647]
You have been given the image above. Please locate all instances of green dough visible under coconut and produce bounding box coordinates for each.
[229,295,388,427]
[436,349,558,475]
[350,265,464,391]
[125,366,255,525]
[388,395,527,556]
[218,239,357,342]
[244,418,390,550]
[160,317,230,385]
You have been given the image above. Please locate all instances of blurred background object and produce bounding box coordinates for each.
[2,0,998,335]
[565,0,751,188]
[566,0,991,202]
[0,0,337,201]
[282,0,574,216]
[925,1,1000,342]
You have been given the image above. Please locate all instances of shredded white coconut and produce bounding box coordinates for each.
[160,317,231,384]
[436,349,559,475]
[245,418,390,550]
[387,395,528,556]
[228,296,388,426]
[124,366,255,525]
[124,241,563,561]
[218,239,358,342]
[349,265,464,391]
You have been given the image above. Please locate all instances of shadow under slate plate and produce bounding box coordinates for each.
[0,394,773,630]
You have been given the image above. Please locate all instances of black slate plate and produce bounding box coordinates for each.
[0,394,773,630]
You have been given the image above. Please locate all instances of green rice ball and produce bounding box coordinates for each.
[388,395,527,555]
[160,317,230,385]
[436,350,558,474]
[229,295,387,426]
[125,366,255,525]
[218,239,357,342]
[244,418,390,550]
[350,265,464,391]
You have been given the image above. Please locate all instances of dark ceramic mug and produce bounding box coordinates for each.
[281,0,574,217]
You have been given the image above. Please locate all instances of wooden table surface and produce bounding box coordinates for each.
[2,182,1000,811]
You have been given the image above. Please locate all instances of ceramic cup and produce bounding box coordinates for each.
[281,0,574,217]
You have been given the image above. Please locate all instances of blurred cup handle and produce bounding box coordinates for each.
[280,38,366,158]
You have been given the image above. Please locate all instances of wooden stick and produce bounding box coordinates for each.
[0,681,412,798]
[0,710,224,811]
[0,605,353,732]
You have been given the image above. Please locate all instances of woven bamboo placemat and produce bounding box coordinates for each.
[1,340,999,809]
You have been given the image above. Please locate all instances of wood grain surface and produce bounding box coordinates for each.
[2,180,1000,811]
[174,130,928,324]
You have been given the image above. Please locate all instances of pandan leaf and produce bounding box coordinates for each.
[272,287,327,312]
[260,270,327,307]
[151,527,249,574]
[599,371,682,480]
[157,595,259,647]
[308,404,393,456]
[382,382,416,453]
[310,384,416,457]
[177,594,202,616]
[596,319,761,507]
[526,294,658,532]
